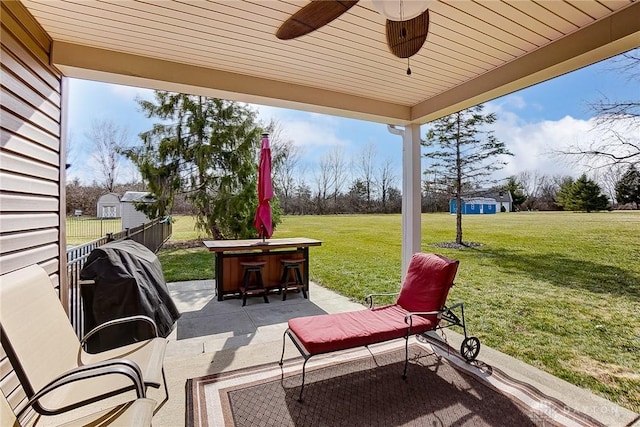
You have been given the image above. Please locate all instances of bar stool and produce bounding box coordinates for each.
[239,261,268,306]
[279,258,307,301]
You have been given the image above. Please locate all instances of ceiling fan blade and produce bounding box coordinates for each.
[276,0,359,40]
[385,9,430,59]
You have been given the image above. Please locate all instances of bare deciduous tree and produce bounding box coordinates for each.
[327,147,348,210]
[314,155,332,214]
[86,119,129,191]
[378,157,398,212]
[268,121,302,213]
[592,165,625,205]
[355,143,377,212]
[556,48,640,169]
[516,171,536,198]
[292,169,312,215]
[558,124,640,169]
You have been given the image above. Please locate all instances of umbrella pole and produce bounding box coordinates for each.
[262,225,266,242]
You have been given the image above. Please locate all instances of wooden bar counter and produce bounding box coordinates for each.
[202,238,322,301]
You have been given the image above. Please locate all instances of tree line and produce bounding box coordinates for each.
[269,133,402,216]
[67,161,639,218]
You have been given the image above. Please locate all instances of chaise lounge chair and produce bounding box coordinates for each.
[279,252,480,402]
[0,264,168,419]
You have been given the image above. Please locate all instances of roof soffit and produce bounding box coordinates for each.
[21,0,640,125]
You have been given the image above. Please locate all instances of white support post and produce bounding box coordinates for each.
[387,123,422,278]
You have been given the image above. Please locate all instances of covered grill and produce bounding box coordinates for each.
[80,239,180,352]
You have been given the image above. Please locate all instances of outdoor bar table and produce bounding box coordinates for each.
[202,238,322,301]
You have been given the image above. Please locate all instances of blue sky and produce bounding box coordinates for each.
[66,50,639,187]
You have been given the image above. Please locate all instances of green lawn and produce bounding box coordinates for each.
[158,211,640,412]
[66,217,122,245]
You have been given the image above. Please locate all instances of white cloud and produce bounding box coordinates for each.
[495,116,589,179]
[490,105,639,181]
[256,106,351,151]
[282,120,348,148]
[494,94,527,111]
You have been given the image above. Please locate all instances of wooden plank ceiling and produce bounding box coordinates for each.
[19,0,640,124]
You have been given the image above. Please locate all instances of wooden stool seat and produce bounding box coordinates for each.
[241,261,267,267]
[280,258,307,301]
[240,261,268,306]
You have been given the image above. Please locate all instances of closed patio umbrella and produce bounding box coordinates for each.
[254,133,273,241]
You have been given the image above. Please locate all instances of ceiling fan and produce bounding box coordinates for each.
[276,1,431,73]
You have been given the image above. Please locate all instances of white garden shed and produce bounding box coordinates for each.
[96,193,121,218]
[120,192,154,230]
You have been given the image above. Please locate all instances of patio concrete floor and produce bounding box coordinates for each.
[148,279,639,427]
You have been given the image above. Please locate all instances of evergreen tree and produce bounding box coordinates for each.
[556,177,575,210]
[615,164,640,209]
[422,105,512,244]
[505,176,527,211]
[124,91,279,239]
[557,174,609,212]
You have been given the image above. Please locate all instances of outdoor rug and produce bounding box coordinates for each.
[186,337,604,427]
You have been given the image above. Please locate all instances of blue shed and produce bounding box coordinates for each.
[450,198,497,215]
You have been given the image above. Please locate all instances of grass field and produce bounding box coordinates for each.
[66,217,122,245]
[158,211,640,412]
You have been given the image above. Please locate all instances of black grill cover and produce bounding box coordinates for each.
[80,239,180,352]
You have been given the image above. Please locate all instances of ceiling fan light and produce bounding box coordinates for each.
[371,0,431,21]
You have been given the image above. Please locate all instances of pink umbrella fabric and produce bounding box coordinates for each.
[254,133,274,239]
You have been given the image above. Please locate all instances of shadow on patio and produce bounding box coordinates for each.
[169,280,328,342]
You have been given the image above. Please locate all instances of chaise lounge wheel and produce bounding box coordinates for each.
[460,336,480,361]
